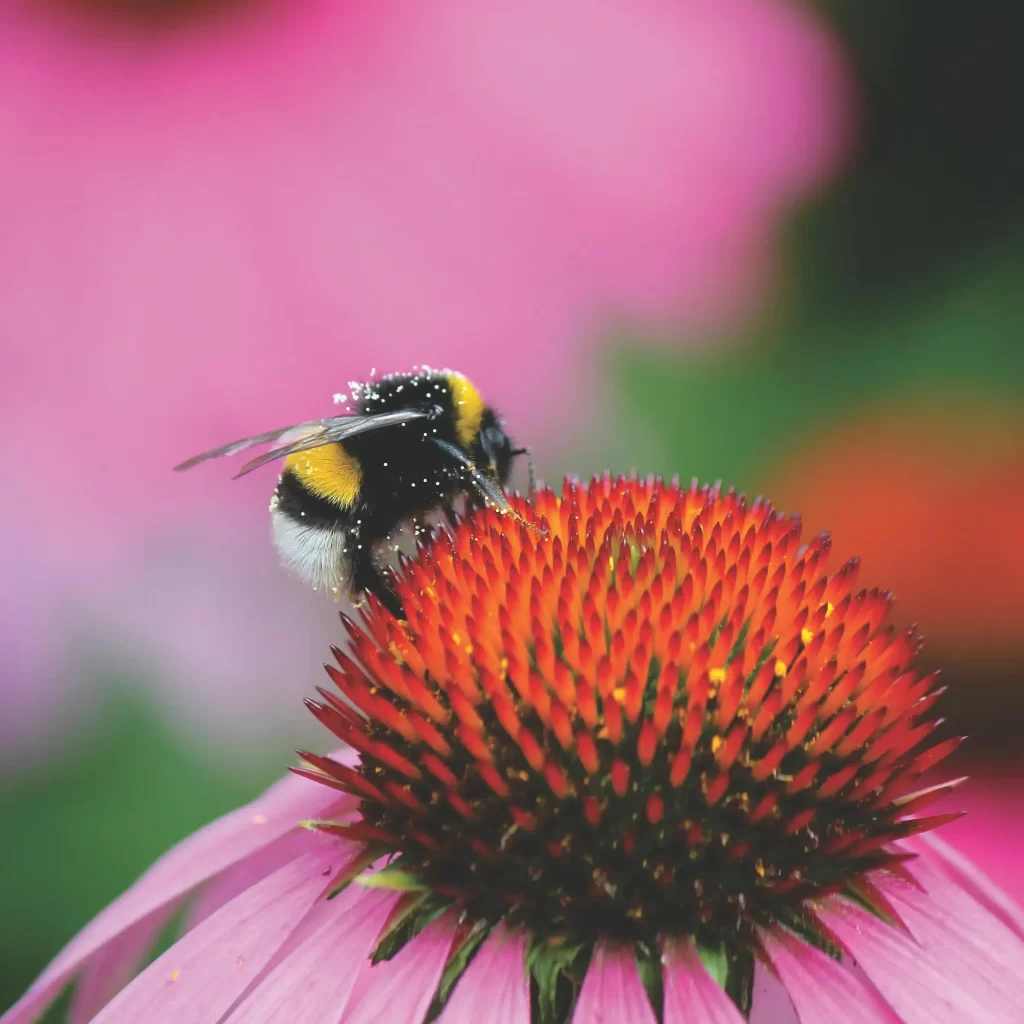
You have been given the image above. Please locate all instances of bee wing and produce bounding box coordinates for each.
[173,419,330,472]
[233,409,432,478]
[175,408,433,477]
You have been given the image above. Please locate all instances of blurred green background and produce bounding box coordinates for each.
[3,1,1023,1016]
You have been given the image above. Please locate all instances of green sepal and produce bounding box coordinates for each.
[324,844,387,901]
[696,942,730,990]
[773,905,843,961]
[355,869,427,892]
[843,879,906,932]
[634,940,664,1022]
[725,945,755,1017]
[693,942,754,1017]
[371,896,449,965]
[436,918,490,1005]
[527,934,590,1024]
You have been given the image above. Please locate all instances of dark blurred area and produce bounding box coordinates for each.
[802,2,1022,307]
[2,0,1023,1016]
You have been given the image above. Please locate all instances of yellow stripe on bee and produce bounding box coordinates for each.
[285,444,362,508]
[445,371,485,447]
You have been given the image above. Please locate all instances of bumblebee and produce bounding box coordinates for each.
[175,367,531,617]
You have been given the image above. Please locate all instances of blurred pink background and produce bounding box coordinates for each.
[0,0,847,763]
[3,0,1022,1014]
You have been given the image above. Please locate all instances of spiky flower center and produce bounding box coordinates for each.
[302,478,956,960]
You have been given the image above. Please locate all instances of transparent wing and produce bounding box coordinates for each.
[234,409,431,478]
[174,409,431,478]
[174,420,329,472]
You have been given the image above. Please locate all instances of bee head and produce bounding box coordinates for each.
[475,407,515,485]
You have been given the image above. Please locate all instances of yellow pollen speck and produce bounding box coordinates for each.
[609,555,615,572]
[251,814,267,825]
[774,660,787,678]
[709,667,726,684]
[825,601,835,617]
[711,735,723,753]
[612,687,627,704]
[170,970,181,983]
[755,859,766,878]
[801,628,814,646]
[451,632,461,646]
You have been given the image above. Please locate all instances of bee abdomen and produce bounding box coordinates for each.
[270,503,350,592]
[270,470,355,592]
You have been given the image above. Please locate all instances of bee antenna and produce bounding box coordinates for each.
[510,446,537,502]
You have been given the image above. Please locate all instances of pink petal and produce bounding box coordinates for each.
[662,939,745,1024]
[435,923,530,1024]
[571,941,656,1024]
[874,865,1024,1016]
[89,842,346,1023]
[933,773,1024,909]
[339,912,459,1024]
[0,763,353,1024]
[67,903,180,1024]
[816,894,1004,1023]
[750,961,799,1024]
[759,927,898,1023]
[186,829,321,932]
[224,886,395,1022]
[899,842,1024,956]
[906,833,1024,941]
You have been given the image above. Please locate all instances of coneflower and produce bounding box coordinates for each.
[7,478,1023,1023]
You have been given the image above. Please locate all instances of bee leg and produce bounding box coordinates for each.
[510,446,536,501]
[350,547,404,619]
[523,447,536,501]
